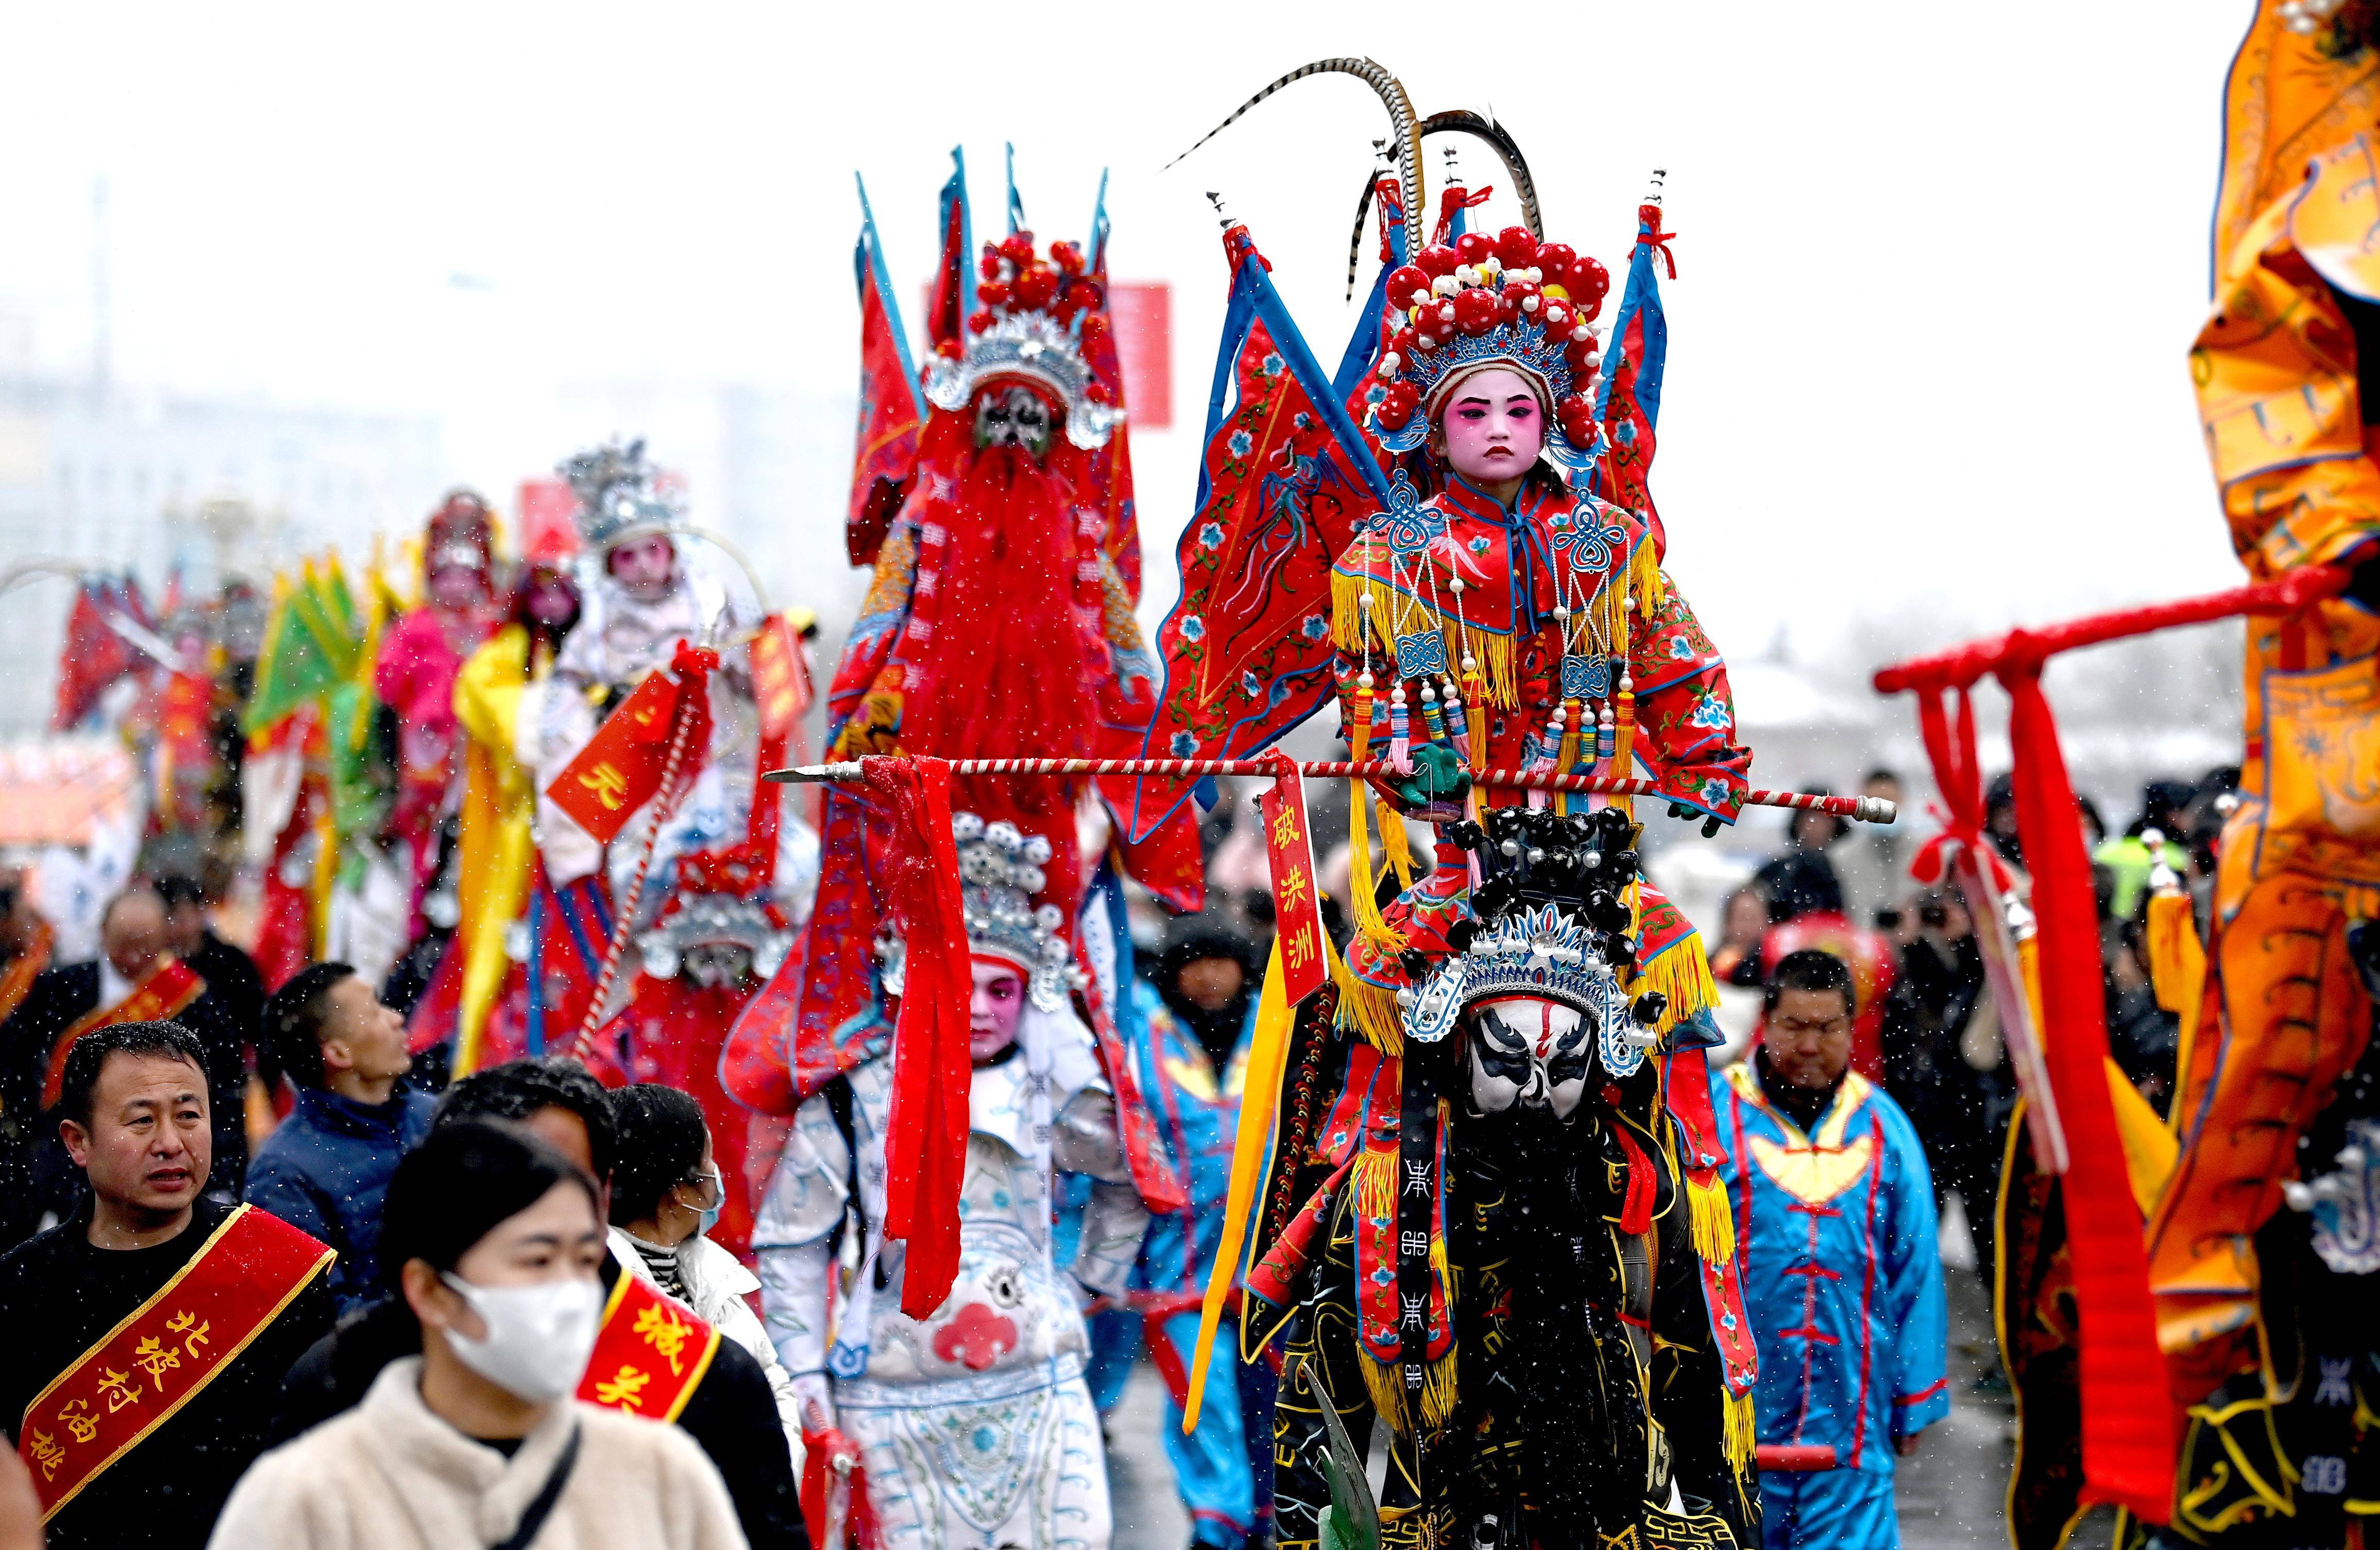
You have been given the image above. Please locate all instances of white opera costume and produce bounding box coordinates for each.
[755,1012,1148,1550]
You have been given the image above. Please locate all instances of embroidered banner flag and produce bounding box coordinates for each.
[1592,202,1676,556]
[846,175,925,570]
[1112,221,1396,847]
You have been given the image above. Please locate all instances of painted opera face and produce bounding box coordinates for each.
[973,384,1054,458]
[1465,994,1596,1121]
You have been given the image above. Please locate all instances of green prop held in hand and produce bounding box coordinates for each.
[1394,743,1470,810]
[1298,1353,1380,1550]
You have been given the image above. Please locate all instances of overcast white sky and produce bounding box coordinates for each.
[0,2,2261,670]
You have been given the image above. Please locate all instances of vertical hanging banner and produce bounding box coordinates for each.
[1260,763,1329,1005]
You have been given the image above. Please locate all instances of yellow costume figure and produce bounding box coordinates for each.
[445,561,582,1076]
[2141,6,2380,1541]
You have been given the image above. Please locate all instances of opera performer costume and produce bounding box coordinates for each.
[726,162,1193,1548]
[752,814,1152,1550]
[1710,1060,1948,1550]
[371,490,501,939]
[528,439,768,911]
[1110,61,1763,1550]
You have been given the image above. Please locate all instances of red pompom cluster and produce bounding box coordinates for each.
[1370,225,1613,437]
[961,231,1106,346]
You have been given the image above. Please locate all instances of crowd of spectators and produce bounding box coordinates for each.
[1710,763,2236,1293]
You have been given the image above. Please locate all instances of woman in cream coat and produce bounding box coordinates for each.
[208,1121,746,1550]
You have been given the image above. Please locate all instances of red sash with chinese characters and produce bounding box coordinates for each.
[576,1271,721,1424]
[18,1203,333,1523]
[40,957,205,1110]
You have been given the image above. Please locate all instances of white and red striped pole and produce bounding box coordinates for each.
[765,755,1895,825]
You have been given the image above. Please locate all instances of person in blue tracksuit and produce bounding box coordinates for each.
[1711,948,1950,1550]
[1062,912,1269,1550]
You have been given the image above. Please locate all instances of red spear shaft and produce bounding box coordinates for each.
[765,755,1896,824]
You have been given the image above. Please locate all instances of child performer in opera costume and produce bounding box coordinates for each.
[1120,62,1765,1550]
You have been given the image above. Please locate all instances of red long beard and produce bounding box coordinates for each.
[898,439,1096,924]
[903,442,1097,761]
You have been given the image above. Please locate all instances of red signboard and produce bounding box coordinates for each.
[1106,281,1172,430]
[1260,766,1328,1005]
[516,477,580,564]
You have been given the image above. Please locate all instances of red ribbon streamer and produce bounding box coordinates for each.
[1999,663,2175,1520]
[867,754,973,1318]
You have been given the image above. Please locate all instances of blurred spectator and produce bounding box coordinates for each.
[1753,859,1898,1082]
[2076,795,2108,852]
[159,873,266,1052]
[1091,912,1274,1550]
[1751,806,1847,927]
[1713,950,1948,1548]
[1985,773,2023,868]
[2094,780,2197,922]
[4,886,253,1231]
[1881,888,2012,1284]
[609,1083,803,1450]
[0,868,53,1026]
[1710,887,1770,988]
[244,963,435,1315]
[1832,768,1915,929]
[2105,917,2180,1116]
[0,871,55,1244]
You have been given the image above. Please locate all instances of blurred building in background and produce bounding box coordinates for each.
[0,354,443,738]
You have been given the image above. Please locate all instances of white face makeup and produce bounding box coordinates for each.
[1465,995,1596,1121]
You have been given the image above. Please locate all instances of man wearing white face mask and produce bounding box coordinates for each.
[211,1120,749,1550]
[610,1084,804,1449]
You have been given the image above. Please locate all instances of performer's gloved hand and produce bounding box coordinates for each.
[791,1370,836,1436]
[2345,548,2380,613]
[1667,800,1724,839]
[1394,744,1471,810]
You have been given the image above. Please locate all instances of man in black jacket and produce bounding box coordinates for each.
[157,875,266,1059]
[0,1021,334,1550]
[271,1056,808,1549]
[0,888,250,1241]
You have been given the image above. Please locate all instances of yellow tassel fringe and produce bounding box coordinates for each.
[1628,930,1722,1047]
[1375,795,1414,890]
[1334,964,1405,1056]
[1355,1145,1396,1220]
[1330,570,1519,708]
[1724,1389,1756,1479]
[1686,1174,1736,1267]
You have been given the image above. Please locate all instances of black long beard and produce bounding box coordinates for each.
[1449,1105,1644,1550]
